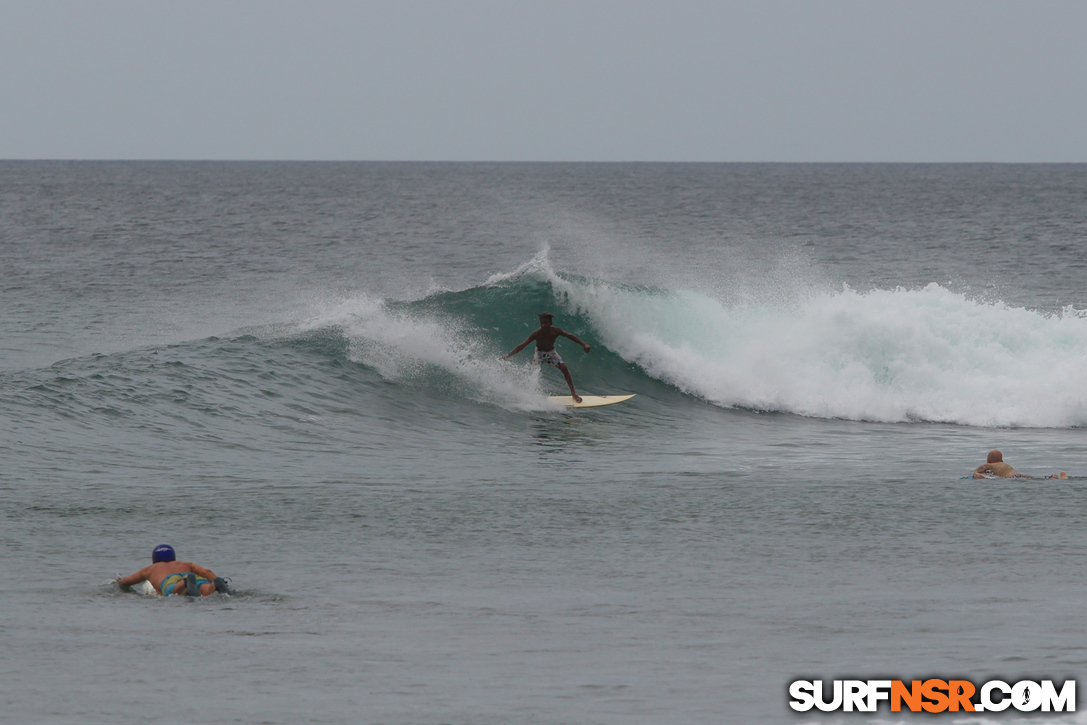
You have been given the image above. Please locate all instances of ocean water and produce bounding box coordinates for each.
[2,161,1086,724]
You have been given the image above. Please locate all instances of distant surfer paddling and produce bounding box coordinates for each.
[116,544,230,596]
[501,312,591,403]
[972,449,1067,479]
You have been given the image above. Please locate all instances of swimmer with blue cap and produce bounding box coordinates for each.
[116,545,230,596]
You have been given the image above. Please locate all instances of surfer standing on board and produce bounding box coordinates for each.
[501,312,591,403]
[115,544,230,596]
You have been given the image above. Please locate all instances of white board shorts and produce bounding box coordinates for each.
[534,349,565,367]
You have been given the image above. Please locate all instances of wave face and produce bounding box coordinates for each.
[315,251,1087,428]
[7,253,1085,430]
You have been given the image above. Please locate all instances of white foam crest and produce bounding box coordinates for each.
[293,294,552,412]
[564,280,1087,428]
[484,246,586,310]
[484,245,555,286]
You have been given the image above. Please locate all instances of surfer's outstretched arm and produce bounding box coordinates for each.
[561,330,590,353]
[116,565,153,587]
[501,332,538,360]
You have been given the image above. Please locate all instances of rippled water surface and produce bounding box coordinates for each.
[2,162,1086,723]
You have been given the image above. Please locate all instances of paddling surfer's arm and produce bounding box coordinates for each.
[501,331,540,360]
[116,565,154,587]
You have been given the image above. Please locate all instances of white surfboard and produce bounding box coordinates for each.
[131,580,159,596]
[549,394,635,408]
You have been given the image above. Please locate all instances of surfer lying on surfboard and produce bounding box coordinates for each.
[501,312,590,403]
[115,544,230,596]
[972,449,1067,479]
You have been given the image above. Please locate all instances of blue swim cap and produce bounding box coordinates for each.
[152,544,176,563]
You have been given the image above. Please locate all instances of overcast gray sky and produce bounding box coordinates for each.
[2,1,1085,162]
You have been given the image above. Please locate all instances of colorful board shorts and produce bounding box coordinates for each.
[160,573,210,596]
[534,349,565,368]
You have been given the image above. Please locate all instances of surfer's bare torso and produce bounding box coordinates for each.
[529,325,571,352]
[117,560,219,595]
